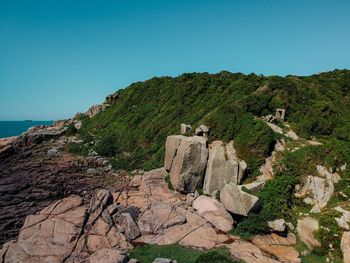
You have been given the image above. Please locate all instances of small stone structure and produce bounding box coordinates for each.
[275,108,286,121]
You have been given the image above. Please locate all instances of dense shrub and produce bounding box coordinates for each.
[65,142,89,156]
[233,174,296,236]
[314,210,342,258]
[95,133,120,157]
[65,123,77,136]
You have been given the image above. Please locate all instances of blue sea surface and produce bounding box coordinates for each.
[0,121,54,139]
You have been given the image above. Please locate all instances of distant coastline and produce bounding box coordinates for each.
[0,121,54,139]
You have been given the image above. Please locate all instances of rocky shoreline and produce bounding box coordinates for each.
[0,124,130,247]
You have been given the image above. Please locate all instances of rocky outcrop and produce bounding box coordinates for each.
[268,219,286,232]
[169,136,208,193]
[295,165,340,213]
[0,137,129,247]
[258,140,285,181]
[342,232,350,263]
[226,239,279,263]
[203,141,246,195]
[252,234,300,263]
[192,195,234,233]
[297,217,320,250]
[220,183,259,216]
[16,125,66,147]
[86,104,109,118]
[0,190,136,263]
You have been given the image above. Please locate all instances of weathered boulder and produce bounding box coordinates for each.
[164,135,186,171]
[220,183,259,216]
[297,217,320,250]
[295,165,340,213]
[115,213,141,240]
[180,123,192,134]
[137,202,186,235]
[192,195,234,233]
[169,136,208,193]
[47,148,59,158]
[252,234,300,263]
[342,232,350,263]
[195,125,209,138]
[268,219,286,232]
[204,140,246,195]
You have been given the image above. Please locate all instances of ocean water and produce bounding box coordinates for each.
[0,121,54,139]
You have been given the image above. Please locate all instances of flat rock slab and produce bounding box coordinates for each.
[192,195,233,233]
[220,183,259,216]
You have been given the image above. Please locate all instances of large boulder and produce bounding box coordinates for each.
[169,136,208,193]
[195,125,209,138]
[203,141,246,195]
[192,195,234,233]
[297,217,320,250]
[220,183,259,216]
[180,123,192,134]
[164,135,186,171]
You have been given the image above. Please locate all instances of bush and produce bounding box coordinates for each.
[195,251,239,263]
[95,133,120,157]
[65,142,89,156]
[233,174,296,236]
[314,211,342,258]
[65,123,77,136]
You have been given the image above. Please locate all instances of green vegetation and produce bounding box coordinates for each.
[314,210,343,260]
[76,70,350,175]
[195,250,240,263]
[65,123,77,136]
[129,244,237,263]
[233,173,296,237]
[164,175,174,190]
[65,142,89,156]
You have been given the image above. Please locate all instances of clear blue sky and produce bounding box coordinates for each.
[1,0,349,120]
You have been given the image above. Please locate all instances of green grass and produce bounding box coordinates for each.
[129,245,237,263]
[301,254,328,263]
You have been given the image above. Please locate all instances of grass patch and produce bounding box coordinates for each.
[129,245,237,263]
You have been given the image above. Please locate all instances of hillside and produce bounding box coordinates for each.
[74,69,350,174]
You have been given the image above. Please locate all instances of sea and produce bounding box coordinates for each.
[0,121,54,139]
